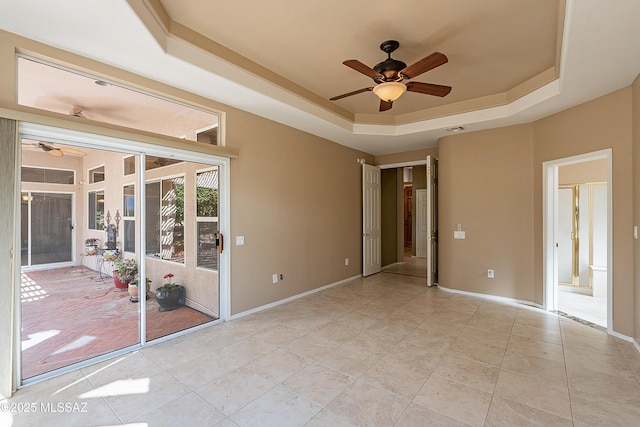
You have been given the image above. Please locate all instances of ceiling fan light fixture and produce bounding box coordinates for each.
[372,81,407,102]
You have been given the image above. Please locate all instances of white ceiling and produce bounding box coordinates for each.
[2,0,640,155]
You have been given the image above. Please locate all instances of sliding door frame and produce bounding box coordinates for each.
[15,122,231,387]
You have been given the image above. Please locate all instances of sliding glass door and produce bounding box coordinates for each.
[19,128,225,383]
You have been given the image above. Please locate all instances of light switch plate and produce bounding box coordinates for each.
[236,236,245,246]
[454,230,466,239]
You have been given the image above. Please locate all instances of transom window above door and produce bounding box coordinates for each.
[17,56,221,145]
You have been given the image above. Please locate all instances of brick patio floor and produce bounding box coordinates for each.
[21,266,216,379]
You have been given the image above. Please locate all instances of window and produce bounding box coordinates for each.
[89,165,105,183]
[145,156,182,171]
[146,177,184,263]
[88,190,105,230]
[195,124,219,146]
[123,156,136,176]
[18,57,221,145]
[196,169,219,270]
[123,185,135,253]
[21,166,74,184]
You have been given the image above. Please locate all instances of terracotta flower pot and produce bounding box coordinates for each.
[113,271,133,289]
[128,282,150,302]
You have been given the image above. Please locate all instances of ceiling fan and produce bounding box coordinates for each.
[330,40,452,112]
[23,141,87,157]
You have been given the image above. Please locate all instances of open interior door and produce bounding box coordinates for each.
[363,163,381,276]
[426,155,438,286]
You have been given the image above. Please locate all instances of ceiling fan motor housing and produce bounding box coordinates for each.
[374,58,407,80]
[374,40,406,81]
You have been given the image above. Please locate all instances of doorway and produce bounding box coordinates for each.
[21,192,74,268]
[380,164,428,278]
[543,150,611,330]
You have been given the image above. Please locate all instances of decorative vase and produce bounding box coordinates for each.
[155,286,185,312]
[103,249,119,261]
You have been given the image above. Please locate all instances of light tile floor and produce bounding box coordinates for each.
[3,272,640,426]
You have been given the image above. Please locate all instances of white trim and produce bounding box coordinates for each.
[608,329,634,343]
[230,275,362,320]
[437,284,544,309]
[378,160,428,169]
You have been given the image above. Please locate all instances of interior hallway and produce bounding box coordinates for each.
[382,250,427,279]
[4,272,640,426]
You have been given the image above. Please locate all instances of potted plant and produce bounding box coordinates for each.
[113,258,137,289]
[155,273,185,312]
[128,276,151,302]
[84,238,99,255]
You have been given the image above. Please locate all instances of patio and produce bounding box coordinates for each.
[21,266,216,379]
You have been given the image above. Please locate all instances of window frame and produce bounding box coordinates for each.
[145,173,185,264]
[88,165,105,184]
[87,189,105,231]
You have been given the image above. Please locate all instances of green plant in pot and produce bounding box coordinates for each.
[128,276,151,303]
[155,273,185,312]
[113,258,137,289]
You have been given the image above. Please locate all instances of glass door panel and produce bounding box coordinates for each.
[21,192,73,267]
[20,140,141,380]
[146,159,219,341]
[31,193,73,265]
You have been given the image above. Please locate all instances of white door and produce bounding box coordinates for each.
[416,189,428,258]
[426,155,438,286]
[362,164,381,276]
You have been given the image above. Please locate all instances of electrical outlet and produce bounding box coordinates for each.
[487,269,494,279]
[345,258,349,266]
[272,274,278,284]
[279,274,284,280]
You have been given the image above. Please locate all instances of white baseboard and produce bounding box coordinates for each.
[436,284,544,309]
[230,274,362,320]
[438,284,639,354]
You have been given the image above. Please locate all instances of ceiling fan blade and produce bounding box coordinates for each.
[330,87,374,101]
[46,148,64,157]
[60,146,87,156]
[406,81,452,97]
[400,52,448,79]
[343,60,383,80]
[379,100,393,112]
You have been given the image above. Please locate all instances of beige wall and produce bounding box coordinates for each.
[375,147,438,166]
[439,124,536,301]
[559,158,607,184]
[439,88,635,336]
[227,109,372,313]
[632,74,640,344]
